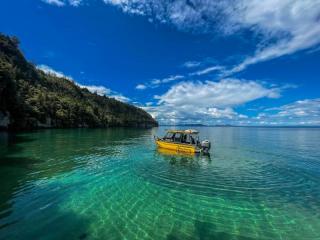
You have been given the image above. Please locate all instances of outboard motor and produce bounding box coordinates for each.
[201,140,211,154]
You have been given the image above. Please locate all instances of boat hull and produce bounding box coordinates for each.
[155,139,200,153]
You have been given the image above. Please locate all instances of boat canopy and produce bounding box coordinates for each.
[167,129,199,134]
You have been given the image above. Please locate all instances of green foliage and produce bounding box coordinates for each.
[0,33,158,130]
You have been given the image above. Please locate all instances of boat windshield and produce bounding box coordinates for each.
[163,132,183,142]
[163,132,198,145]
[163,132,174,141]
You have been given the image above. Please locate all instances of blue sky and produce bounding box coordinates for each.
[1,0,320,125]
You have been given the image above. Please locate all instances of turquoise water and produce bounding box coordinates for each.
[0,127,320,240]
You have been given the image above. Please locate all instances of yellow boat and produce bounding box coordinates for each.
[155,129,211,154]
[157,147,196,157]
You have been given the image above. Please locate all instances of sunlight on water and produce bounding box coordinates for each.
[0,127,320,239]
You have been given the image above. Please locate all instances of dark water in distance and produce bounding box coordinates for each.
[0,127,320,240]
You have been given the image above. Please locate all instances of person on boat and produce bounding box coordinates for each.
[190,135,195,145]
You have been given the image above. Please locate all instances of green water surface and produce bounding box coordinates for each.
[0,127,320,240]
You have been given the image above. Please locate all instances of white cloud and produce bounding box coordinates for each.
[69,0,82,6]
[221,0,320,75]
[42,0,82,7]
[183,61,201,68]
[103,0,320,73]
[136,84,147,90]
[155,75,184,84]
[254,98,320,125]
[142,105,242,125]
[41,1,320,73]
[144,92,320,126]
[143,78,282,125]
[206,107,239,119]
[42,0,65,6]
[37,64,73,80]
[137,74,184,90]
[42,1,320,70]
[268,98,320,118]
[156,79,280,108]
[190,66,224,76]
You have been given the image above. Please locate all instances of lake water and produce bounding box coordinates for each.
[0,127,320,240]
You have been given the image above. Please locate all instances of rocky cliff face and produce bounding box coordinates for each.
[0,34,158,131]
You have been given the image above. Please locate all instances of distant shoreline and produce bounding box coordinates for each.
[159,125,320,128]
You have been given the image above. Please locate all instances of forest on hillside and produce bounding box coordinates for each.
[0,34,158,130]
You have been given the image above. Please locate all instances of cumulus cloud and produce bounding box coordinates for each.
[269,99,320,117]
[145,94,320,126]
[143,78,282,125]
[253,98,320,125]
[38,1,320,125]
[156,79,280,108]
[143,105,243,125]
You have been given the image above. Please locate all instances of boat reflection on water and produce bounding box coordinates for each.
[156,147,211,167]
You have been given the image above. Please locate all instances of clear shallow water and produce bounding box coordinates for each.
[0,127,320,240]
